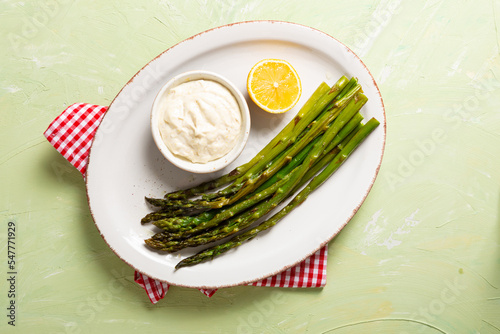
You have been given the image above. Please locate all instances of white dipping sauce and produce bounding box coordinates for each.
[158,79,242,163]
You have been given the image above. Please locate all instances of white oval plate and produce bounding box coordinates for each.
[86,21,386,289]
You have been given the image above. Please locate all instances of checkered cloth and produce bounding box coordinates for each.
[44,103,328,303]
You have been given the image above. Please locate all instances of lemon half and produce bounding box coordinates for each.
[247,59,302,114]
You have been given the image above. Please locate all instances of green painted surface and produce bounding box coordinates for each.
[1,0,499,333]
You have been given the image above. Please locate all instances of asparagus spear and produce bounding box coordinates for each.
[151,210,219,232]
[175,118,380,269]
[140,207,201,225]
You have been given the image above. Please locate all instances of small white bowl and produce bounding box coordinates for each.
[151,70,251,174]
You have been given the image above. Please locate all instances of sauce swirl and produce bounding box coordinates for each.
[158,80,242,163]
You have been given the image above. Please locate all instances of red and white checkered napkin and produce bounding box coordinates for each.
[44,103,328,303]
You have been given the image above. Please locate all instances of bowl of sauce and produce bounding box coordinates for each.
[151,70,251,173]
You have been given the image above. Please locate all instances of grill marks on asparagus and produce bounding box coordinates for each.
[141,77,379,269]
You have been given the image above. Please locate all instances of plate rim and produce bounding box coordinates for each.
[85,20,386,289]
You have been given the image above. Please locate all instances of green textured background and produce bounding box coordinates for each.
[1,0,499,333]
